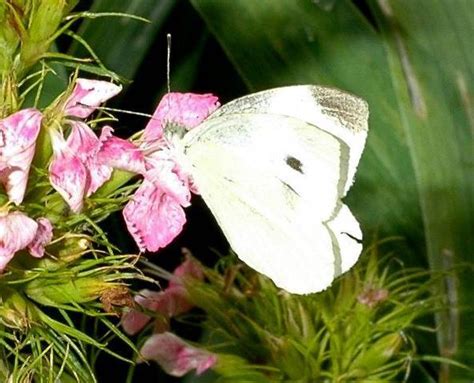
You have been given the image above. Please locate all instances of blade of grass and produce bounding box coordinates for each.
[367,1,474,380]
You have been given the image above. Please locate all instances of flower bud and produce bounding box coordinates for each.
[18,0,68,73]
[350,332,403,376]
[139,332,217,377]
[0,3,22,75]
[0,288,36,330]
[48,235,90,263]
[24,275,112,306]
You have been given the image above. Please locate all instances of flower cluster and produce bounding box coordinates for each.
[0,109,52,270]
[122,255,205,335]
[122,255,218,376]
[0,77,220,272]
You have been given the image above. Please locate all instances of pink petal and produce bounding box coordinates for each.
[143,93,220,143]
[136,287,193,319]
[64,78,122,119]
[86,156,113,196]
[120,288,192,335]
[49,130,88,213]
[145,154,191,207]
[0,211,38,271]
[139,332,217,377]
[121,289,163,335]
[27,218,53,258]
[0,109,42,204]
[122,284,197,335]
[66,121,100,157]
[63,122,112,197]
[121,308,153,336]
[169,257,204,289]
[123,180,186,252]
[357,286,389,308]
[98,126,146,174]
[158,286,194,316]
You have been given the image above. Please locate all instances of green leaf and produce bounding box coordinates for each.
[69,0,176,80]
[21,45,69,109]
[365,1,473,380]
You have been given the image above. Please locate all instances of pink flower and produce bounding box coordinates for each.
[64,78,122,119]
[0,211,37,271]
[97,126,146,174]
[28,218,53,258]
[49,123,118,212]
[0,109,42,204]
[121,289,163,335]
[49,129,89,213]
[49,78,122,212]
[121,257,203,335]
[67,122,114,196]
[124,93,219,252]
[0,211,52,271]
[357,286,389,308]
[169,255,204,287]
[143,93,220,143]
[139,332,217,377]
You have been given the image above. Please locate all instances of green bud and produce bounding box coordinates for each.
[267,336,305,379]
[0,72,20,117]
[350,332,403,377]
[0,288,37,330]
[19,0,67,74]
[24,275,112,306]
[213,354,269,382]
[0,2,22,75]
[15,235,90,272]
[48,234,91,263]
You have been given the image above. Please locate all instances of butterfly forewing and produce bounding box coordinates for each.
[205,85,368,194]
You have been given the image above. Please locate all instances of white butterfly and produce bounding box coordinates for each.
[175,85,369,294]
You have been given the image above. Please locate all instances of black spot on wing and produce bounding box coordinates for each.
[285,156,303,174]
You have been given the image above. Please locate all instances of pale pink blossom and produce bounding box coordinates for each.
[49,123,116,212]
[66,121,113,196]
[121,289,163,335]
[122,288,193,336]
[49,130,88,213]
[0,211,38,271]
[64,78,122,119]
[124,93,219,252]
[49,78,123,211]
[139,332,217,377]
[169,256,205,288]
[122,257,204,335]
[28,218,53,258]
[0,109,42,204]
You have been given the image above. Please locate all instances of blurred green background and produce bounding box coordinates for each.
[38,0,472,381]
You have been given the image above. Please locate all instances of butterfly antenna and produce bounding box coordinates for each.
[166,33,172,94]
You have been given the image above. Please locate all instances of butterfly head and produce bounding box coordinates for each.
[163,121,187,142]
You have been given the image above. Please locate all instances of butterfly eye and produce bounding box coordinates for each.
[285,155,304,174]
[164,122,187,141]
